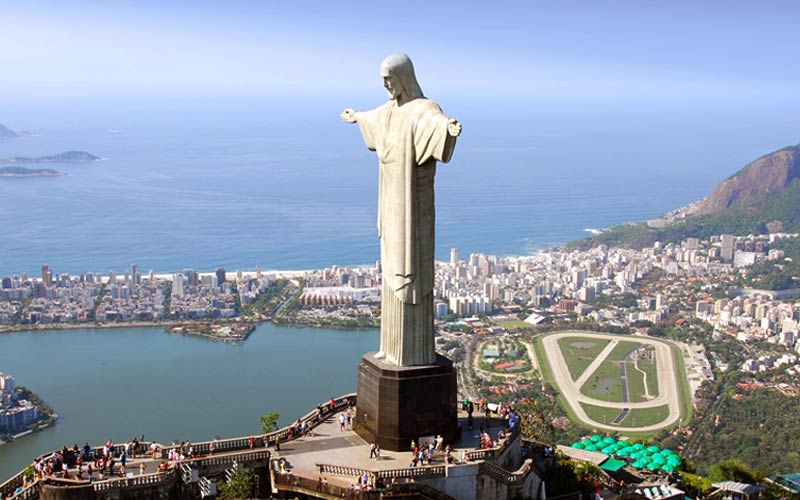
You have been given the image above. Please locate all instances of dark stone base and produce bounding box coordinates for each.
[355,352,459,452]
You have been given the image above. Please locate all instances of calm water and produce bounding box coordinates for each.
[0,95,797,277]
[0,324,378,480]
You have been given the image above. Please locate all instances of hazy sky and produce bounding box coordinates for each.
[2,0,799,102]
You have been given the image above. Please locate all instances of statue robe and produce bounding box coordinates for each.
[357,97,457,366]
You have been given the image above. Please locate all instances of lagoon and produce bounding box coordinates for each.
[0,323,378,480]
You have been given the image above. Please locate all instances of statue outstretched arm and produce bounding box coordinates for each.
[341,108,359,123]
[447,118,462,137]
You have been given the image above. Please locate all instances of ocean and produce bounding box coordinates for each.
[1,94,796,278]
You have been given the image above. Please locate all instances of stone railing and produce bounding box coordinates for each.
[479,458,535,486]
[273,472,381,499]
[92,469,177,492]
[1,394,353,498]
[1,440,158,498]
[316,462,446,481]
[464,420,519,463]
[162,393,357,458]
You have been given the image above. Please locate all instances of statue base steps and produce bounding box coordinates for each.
[355,352,459,452]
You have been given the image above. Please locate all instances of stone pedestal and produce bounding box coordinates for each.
[355,352,459,451]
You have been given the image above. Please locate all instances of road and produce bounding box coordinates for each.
[539,331,682,433]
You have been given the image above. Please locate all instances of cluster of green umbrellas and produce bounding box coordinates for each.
[571,436,681,472]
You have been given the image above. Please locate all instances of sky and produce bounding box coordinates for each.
[1,0,799,104]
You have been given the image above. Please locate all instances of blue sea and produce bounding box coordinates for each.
[0,93,797,277]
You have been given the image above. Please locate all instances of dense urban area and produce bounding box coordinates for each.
[3,231,800,496]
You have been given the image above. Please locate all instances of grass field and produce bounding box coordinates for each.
[534,331,692,439]
[498,319,533,330]
[581,403,671,428]
[557,336,611,381]
[579,340,642,403]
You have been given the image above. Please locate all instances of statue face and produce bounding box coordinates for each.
[381,68,400,100]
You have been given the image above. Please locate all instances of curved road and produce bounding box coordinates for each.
[540,331,682,433]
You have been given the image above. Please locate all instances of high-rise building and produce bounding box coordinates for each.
[216,267,226,288]
[131,263,140,285]
[172,274,184,297]
[450,248,458,266]
[41,264,51,286]
[721,234,735,262]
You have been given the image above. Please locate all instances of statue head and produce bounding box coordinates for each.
[380,53,424,103]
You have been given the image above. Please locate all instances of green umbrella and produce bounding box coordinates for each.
[632,461,645,468]
[647,463,659,471]
[651,456,666,466]
[640,457,652,465]
[601,446,615,454]
[616,448,630,457]
[632,444,645,451]
[662,465,675,472]
[647,446,660,453]
[586,444,599,451]
[602,437,616,445]
[591,435,602,443]
[630,452,643,460]
[573,442,585,449]
[660,450,672,456]
[668,457,681,466]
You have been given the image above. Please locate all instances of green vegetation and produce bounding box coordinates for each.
[240,279,294,318]
[557,337,611,381]
[259,412,280,434]
[685,379,800,475]
[217,465,255,499]
[742,237,800,290]
[478,337,532,374]
[571,178,800,250]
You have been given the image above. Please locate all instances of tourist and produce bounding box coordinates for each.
[139,463,146,476]
[339,413,346,431]
[87,463,93,482]
[374,444,381,460]
[249,436,255,449]
[369,441,377,459]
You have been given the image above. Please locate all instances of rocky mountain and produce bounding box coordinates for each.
[572,143,800,249]
[0,123,19,139]
[692,144,800,215]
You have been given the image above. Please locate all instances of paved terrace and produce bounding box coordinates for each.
[274,408,517,489]
[1,393,522,498]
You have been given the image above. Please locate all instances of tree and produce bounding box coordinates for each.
[217,465,255,499]
[259,412,280,434]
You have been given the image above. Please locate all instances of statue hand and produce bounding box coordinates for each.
[341,108,358,123]
[447,119,462,137]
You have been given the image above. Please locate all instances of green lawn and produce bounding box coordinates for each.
[637,354,660,399]
[579,340,642,403]
[625,358,648,403]
[498,319,533,330]
[557,336,611,381]
[581,403,671,428]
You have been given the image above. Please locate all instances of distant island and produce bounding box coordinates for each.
[0,151,100,164]
[0,167,63,178]
[0,123,33,139]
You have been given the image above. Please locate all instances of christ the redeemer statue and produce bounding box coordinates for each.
[342,53,461,367]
